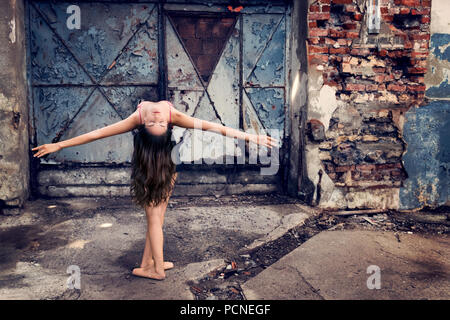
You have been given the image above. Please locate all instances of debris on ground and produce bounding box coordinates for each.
[188,208,449,300]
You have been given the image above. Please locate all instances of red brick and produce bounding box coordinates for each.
[408,67,427,74]
[407,85,426,92]
[398,0,420,5]
[308,54,329,64]
[220,18,235,27]
[330,55,343,62]
[378,84,387,90]
[404,41,413,49]
[387,83,406,92]
[319,0,331,3]
[366,84,379,91]
[330,47,350,54]
[400,7,410,15]
[325,38,336,45]
[308,37,320,45]
[378,49,388,57]
[322,5,331,12]
[309,45,329,54]
[411,8,430,15]
[177,22,196,39]
[374,75,385,83]
[310,4,320,12]
[309,12,331,20]
[202,40,218,55]
[350,48,370,56]
[332,0,353,4]
[410,76,425,83]
[409,33,430,41]
[353,13,363,21]
[185,38,202,55]
[382,14,394,22]
[345,83,366,91]
[330,29,347,38]
[356,164,376,171]
[343,23,358,30]
[411,51,428,59]
[422,0,431,7]
[323,79,343,90]
[421,16,430,24]
[309,21,318,28]
[373,67,386,73]
[337,38,350,46]
[309,28,329,37]
[346,31,360,39]
[196,54,215,73]
[195,20,213,38]
[335,165,356,172]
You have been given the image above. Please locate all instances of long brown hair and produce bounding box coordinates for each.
[130,124,176,208]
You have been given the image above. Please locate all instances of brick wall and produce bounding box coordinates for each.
[171,16,236,83]
[306,0,432,196]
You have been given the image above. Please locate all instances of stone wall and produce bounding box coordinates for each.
[0,0,29,207]
[305,0,433,209]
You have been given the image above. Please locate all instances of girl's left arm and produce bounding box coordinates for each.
[171,107,279,149]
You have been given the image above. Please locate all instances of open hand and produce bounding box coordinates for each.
[249,134,279,149]
[32,143,62,158]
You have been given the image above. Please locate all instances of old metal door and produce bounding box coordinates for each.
[164,3,290,188]
[28,1,291,197]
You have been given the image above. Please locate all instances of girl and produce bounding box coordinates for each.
[32,100,278,280]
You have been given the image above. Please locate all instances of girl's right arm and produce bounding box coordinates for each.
[33,110,140,158]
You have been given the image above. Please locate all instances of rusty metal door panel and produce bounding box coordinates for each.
[206,19,240,130]
[166,16,203,90]
[246,88,285,134]
[242,14,281,81]
[243,13,287,143]
[55,89,133,163]
[30,1,160,165]
[33,2,155,81]
[165,12,242,163]
[33,87,92,145]
[164,7,289,164]
[102,9,159,85]
[30,7,92,85]
[247,16,286,87]
[102,86,159,119]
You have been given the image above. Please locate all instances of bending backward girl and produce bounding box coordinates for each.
[32,100,278,280]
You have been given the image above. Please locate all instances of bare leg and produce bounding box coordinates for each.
[140,198,174,270]
[132,203,166,280]
[132,173,177,279]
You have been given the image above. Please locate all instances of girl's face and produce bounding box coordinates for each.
[143,104,169,136]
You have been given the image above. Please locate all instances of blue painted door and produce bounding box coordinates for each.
[165,5,290,166]
[29,1,290,184]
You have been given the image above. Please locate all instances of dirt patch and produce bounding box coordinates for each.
[188,209,450,300]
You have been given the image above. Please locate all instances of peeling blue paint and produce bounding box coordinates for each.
[246,88,285,135]
[430,33,450,62]
[399,101,450,209]
[248,16,285,86]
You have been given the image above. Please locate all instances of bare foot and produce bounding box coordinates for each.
[141,261,174,270]
[132,266,166,280]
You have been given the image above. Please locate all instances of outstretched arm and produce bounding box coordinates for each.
[33,110,140,158]
[171,107,279,149]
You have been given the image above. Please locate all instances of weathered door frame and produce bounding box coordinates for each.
[22,0,310,200]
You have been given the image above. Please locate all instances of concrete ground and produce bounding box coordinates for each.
[0,194,317,299]
[0,195,448,300]
[241,230,450,300]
